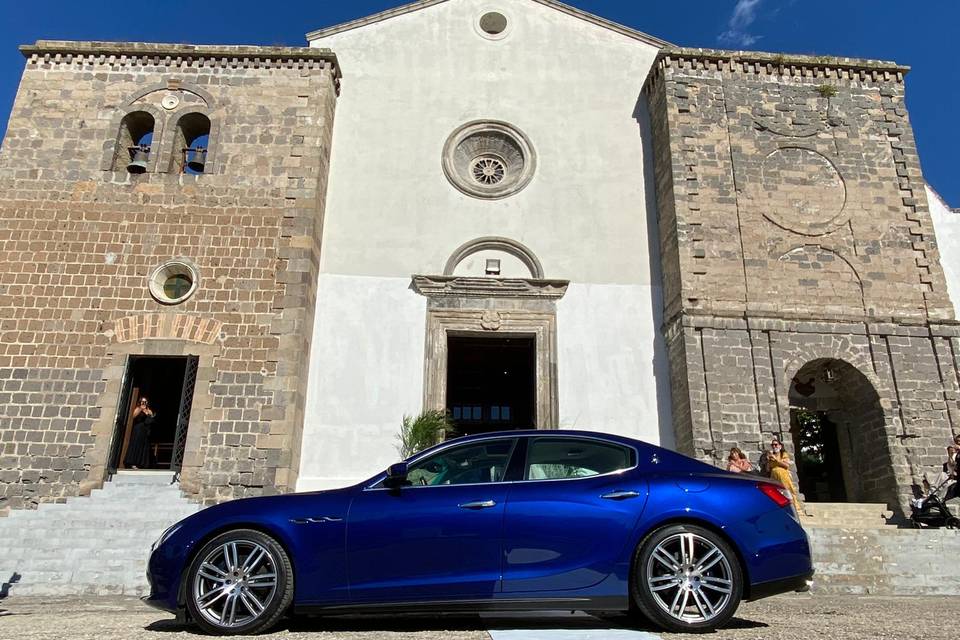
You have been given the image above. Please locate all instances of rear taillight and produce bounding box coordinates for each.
[757,482,791,508]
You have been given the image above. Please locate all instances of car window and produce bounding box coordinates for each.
[406,439,517,486]
[524,438,634,480]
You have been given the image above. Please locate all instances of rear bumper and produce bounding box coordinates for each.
[747,570,814,601]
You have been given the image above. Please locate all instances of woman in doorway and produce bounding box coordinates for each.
[124,396,156,470]
[726,447,753,474]
[764,437,802,514]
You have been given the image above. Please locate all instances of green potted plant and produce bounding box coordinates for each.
[397,410,453,459]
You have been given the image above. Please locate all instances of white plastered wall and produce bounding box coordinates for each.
[298,0,671,491]
[928,185,960,315]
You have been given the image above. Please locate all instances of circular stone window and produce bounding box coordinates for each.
[148,259,199,305]
[474,9,512,40]
[479,11,508,35]
[442,121,536,199]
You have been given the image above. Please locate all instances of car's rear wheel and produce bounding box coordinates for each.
[631,523,743,633]
[185,529,294,635]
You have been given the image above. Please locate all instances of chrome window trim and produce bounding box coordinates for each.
[363,433,639,491]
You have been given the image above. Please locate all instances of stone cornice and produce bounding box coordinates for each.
[20,40,341,81]
[652,47,909,83]
[412,275,569,299]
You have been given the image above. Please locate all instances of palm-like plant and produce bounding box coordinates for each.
[397,410,452,459]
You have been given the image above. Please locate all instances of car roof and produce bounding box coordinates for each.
[441,429,648,448]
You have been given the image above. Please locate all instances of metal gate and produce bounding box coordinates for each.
[107,356,134,473]
[170,355,199,480]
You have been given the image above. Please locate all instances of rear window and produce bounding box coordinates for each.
[524,438,634,480]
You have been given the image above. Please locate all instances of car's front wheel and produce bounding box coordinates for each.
[184,529,294,635]
[631,523,743,633]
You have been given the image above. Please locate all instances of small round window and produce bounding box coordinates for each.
[148,259,199,305]
[475,10,511,40]
[479,12,508,35]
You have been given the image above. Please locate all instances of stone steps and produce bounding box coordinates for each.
[0,471,201,597]
[801,502,894,528]
[808,525,960,595]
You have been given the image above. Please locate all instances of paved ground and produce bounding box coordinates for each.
[0,594,949,639]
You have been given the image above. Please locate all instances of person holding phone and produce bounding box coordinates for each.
[124,396,156,469]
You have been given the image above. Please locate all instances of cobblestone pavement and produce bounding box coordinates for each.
[0,594,950,639]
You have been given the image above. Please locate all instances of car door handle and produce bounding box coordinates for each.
[458,500,497,510]
[600,490,640,501]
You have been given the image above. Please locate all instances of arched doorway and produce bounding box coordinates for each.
[788,359,896,506]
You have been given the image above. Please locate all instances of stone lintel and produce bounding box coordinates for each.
[411,275,569,300]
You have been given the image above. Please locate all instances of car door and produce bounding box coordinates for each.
[501,436,648,593]
[345,437,519,603]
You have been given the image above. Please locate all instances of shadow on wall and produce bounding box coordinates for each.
[633,92,674,449]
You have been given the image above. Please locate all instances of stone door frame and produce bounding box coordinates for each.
[83,314,223,496]
[413,275,569,430]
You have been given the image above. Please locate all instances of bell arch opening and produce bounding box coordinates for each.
[113,111,155,173]
[788,358,896,506]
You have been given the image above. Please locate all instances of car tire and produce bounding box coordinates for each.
[630,523,743,634]
[184,529,294,636]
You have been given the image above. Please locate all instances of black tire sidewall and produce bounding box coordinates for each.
[630,523,743,634]
[184,528,294,636]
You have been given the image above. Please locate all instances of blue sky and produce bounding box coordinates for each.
[0,0,956,203]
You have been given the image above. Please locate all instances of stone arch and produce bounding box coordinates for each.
[165,107,221,175]
[112,313,223,345]
[122,81,215,109]
[443,236,544,279]
[784,357,899,509]
[100,103,166,172]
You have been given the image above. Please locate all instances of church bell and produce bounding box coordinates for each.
[126,145,150,174]
[185,146,207,173]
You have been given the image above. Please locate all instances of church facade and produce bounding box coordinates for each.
[0,0,957,517]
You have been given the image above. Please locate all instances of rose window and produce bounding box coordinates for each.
[442,121,536,199]
[472,156,506,185]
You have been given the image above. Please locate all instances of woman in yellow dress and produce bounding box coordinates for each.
[765,437,802,514]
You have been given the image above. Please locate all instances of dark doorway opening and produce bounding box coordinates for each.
[109,355,198,471]
[446,335,535,436]
[790,409,847,503]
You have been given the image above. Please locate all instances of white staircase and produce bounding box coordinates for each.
[0,471,201,597]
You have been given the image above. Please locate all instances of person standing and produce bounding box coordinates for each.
[765,437,802,514]
[123,396,156,470]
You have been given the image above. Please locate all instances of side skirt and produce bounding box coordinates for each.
[746,571,814,602]
[294,596,629,616]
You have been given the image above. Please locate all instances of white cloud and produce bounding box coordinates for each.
[719,0,764,48]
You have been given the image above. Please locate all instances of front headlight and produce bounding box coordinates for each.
[151,523,182,552]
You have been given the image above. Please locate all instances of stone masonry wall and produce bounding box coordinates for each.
[647,49,958,514]
[0,41,340,510]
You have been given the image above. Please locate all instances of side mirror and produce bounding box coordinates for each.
[383,462,409,489]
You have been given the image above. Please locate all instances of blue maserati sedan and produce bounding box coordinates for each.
[144,430,812,634]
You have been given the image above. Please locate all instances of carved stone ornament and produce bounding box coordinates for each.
[752,147,849,236]
[480,310,503,331]
[411,275,569,300]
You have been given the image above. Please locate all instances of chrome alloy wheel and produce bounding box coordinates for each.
[192,539,279,629]
[644,532,734,625]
